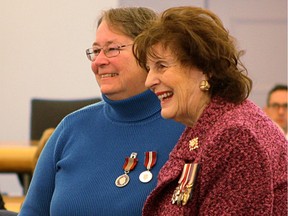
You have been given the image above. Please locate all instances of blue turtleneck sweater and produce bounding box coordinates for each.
[19,90,185,216]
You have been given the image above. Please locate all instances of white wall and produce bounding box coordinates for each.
[0,0,287,140]
[208,0,287,107]
[0,0,117,140]
[119,0,205,12]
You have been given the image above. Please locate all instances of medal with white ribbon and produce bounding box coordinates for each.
[115,152,138,188]
[171,163,200,206]
[139,151,157,183]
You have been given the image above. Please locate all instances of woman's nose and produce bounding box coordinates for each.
[93,50,109,66]
[145,70,159,89]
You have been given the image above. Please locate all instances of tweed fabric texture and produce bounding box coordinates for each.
[143,97,287,216]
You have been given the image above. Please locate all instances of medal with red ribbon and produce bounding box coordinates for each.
[115,152,138,188]
[171,163,200,205]
[139,151,157,183]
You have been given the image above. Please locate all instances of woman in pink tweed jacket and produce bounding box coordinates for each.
[133,6,287,216]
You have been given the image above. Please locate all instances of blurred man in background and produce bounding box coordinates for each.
[264,84,288,138]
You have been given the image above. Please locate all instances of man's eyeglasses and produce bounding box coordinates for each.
[85,43,132,61]
[268,103,288,111]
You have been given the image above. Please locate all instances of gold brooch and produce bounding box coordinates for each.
[189,137,199,151]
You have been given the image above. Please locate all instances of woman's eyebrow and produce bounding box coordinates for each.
[92,41,114,47]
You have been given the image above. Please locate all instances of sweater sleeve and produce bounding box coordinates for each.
[19,123,65,216]
[198,126,282,216]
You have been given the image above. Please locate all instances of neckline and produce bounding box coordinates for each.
[102,90,161,122]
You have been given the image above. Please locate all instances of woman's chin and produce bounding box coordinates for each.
[160,109,175,120]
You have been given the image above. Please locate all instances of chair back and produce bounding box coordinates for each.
[30,98,101,140]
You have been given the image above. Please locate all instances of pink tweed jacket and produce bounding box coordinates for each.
[143,97,287,216]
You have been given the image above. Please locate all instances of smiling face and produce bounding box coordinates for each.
[145,44,211,126]
[91,20,148,100]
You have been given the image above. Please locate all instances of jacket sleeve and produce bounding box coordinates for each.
[198,126,287,216]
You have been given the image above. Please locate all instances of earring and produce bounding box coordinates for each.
[199,80,210,91]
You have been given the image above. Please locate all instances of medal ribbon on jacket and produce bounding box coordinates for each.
[115,152,138,188]
[171,163,200,205]
[139,151,157,183]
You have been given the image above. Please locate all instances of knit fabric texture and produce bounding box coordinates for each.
[18,90,185,216]
[143,97,287,216]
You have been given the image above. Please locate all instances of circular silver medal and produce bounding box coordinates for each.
[139,170,153,183]
[115,174,130,187]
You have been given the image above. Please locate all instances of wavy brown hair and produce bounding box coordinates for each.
[133,6,252,103]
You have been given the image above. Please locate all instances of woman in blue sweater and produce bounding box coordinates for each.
[19,7,184,216]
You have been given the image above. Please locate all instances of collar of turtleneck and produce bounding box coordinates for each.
[102,90,161,122]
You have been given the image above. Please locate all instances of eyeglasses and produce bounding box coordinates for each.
[85,43,133,61]
[268,103,288,111]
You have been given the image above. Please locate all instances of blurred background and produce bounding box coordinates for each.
[0,0,287,197]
